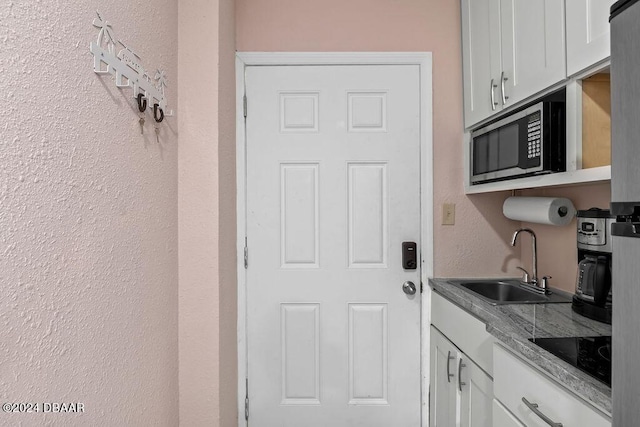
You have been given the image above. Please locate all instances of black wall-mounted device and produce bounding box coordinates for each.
[402,242,417,269]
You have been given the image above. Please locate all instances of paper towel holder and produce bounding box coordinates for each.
[503,196,576,226]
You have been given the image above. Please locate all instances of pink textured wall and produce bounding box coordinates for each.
[218,0,239,424]
[0,2,178,426]
[519,183,612,293]
[236,0,520,278]
[178,0,236,425]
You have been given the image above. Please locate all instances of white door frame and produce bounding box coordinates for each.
[235,52,434,427]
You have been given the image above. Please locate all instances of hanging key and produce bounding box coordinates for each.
[152,103,164,143]
[136,93,148,135]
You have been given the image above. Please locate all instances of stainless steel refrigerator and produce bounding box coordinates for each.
[610,1,640,424]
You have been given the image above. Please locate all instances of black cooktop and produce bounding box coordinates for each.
[528,336,611,387]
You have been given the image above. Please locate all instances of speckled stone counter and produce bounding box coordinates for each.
[430,278,612,415]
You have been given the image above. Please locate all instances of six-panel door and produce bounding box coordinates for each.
[245,64,422,426]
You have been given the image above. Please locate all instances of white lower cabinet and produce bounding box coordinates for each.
[430,326,458,426]
[493,344,611,427]
[493,399,525,427]
[459,356,492,427]
[430,326,493,427]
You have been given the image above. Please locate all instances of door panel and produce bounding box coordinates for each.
[246,65,422,426]
[612,238,640,425]
[461,0,502,127]
[500,0,566,106]
[280,164,319,268]
[611,3,640,203]
[460,357,493,427]
[348,162,388,267]
[348,303,388,404]
[430,327,458,427]
[281,303,320,404]
[611,6,640,422]
[566,0,615,76]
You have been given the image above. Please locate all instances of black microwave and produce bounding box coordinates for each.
[470,89,566,185]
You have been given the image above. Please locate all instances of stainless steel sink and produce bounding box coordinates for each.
[448,279,572,305]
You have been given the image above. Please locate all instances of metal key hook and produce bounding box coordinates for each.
[136,93,147,112]
[153,103,164,123]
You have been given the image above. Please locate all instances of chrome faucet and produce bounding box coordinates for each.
[511,228,543,291]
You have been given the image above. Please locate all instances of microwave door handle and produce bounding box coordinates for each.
[491,79,498,111]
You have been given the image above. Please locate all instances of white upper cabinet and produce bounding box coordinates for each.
[566,0,615,76]
[500,0,567,106]
[461,0,567,129]
[461,0,502,126]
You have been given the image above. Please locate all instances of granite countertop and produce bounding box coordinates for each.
[430,277,612,416]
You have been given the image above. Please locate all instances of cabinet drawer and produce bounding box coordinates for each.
[494,344,611,427]
[431,293,495,375]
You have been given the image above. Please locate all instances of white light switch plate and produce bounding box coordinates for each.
[442,203,455,225]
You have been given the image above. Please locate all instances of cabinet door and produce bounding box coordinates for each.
[493,399,525,427]
[461,0,502,128]
[429,327,457,427]
[566,0,615,76]
[459,356,493,427]
[500,0,566,106]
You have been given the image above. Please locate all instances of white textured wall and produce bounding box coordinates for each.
[0,2,178,426]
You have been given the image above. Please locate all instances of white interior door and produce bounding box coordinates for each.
[245,64,422,426]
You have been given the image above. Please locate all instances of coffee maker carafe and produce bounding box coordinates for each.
[571,208,613,324]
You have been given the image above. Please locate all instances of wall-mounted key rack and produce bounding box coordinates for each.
[89,11,174,128]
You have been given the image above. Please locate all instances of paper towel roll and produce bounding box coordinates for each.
[503,197,576,226]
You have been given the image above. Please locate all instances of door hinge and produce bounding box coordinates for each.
[420,282,423,293]
[243,94,247,118]
[245,378,249,421]
[244,245,248,269]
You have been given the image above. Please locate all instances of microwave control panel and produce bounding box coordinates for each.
[526,111,542,160]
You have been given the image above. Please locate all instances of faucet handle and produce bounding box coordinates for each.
[541,276,552,289]
[516,266,530,283]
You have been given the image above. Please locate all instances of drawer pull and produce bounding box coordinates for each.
[522,397,563,427]
[446,351,455,383]
[458,359,466,391]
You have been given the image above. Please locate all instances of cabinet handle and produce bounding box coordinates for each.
[458,359,466,391]
[446,351,455,383]
[500,71,509,105]
[490,78,498,111]
[522,397,563,427]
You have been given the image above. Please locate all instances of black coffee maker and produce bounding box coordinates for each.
[571,208,613,324]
